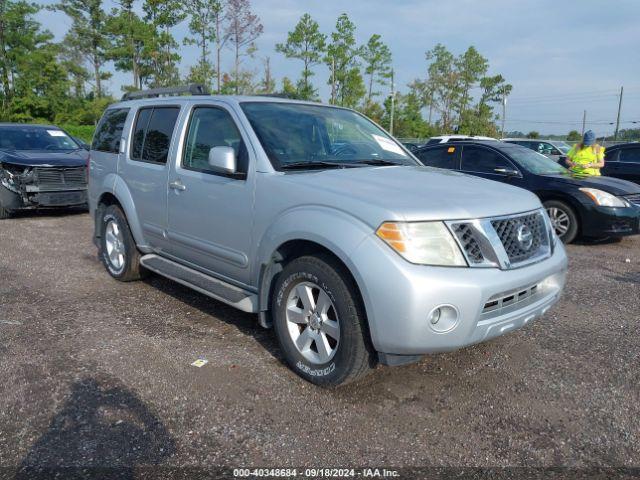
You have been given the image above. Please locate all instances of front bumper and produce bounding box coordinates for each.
[0,184,87,210]
[580,204,640,238]
[351,234,568,356]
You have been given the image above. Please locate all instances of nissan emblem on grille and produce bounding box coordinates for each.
[516,224,534,251]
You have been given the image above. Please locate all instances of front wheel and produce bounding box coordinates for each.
[272,254,375,387]
[544,200,579,244]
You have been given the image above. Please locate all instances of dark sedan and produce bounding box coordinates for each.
[414,141,640,243]
[0,123,89,219]
[601,142,640,184]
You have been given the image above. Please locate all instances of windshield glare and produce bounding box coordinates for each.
[509,147,569,175]
[553,142,571,154]
[240,102,416,169]
[0,127,80,151]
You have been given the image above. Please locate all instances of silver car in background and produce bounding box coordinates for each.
[89,87,568,386]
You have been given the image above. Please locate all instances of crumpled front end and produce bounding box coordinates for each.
[0,163,88,212]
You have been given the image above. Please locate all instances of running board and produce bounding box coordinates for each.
[140,254,258,313]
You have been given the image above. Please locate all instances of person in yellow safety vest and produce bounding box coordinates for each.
[566,130,605,176]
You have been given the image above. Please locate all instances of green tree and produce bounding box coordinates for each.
[275,13,326,100]
[106,0,155,89]
[424,44,459,132]
[143,0,185,87]
[55,0,111,97]
[527,131,540,139]
[361,34,392,105]
[567,130,581,141]
[454,46,488,121]
[325,13,365,108]
[183,0,220,89]
[224,0,263,94]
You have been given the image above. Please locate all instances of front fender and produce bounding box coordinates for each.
[254,205,376,315]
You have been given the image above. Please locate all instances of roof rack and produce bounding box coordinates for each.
[121,84,209,101]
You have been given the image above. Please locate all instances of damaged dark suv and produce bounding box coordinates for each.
[0,123,89,219]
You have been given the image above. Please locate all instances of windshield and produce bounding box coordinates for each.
[240,102,417,169]
[508,146,569,175]
[552,141,572,154]
[0,126,80,151]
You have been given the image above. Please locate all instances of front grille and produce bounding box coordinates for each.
[625,194,640,207]
[34,167,87,191]
[491,212,546,264]
[451,223,484,264]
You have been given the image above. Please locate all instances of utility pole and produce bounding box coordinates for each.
[581,110,587,136]
[501,86,507,137]
[614,86,623,140]
[389,69,395,135]
[330,57,336,105]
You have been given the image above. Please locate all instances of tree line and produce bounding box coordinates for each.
[0,0,513,139]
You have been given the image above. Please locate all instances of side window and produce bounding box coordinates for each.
[130,106,180,164]
[416,146,460,170]
[461,146,513,174]
[620,148,640,164]
[182,107,248,174]
[604,149,619,162]
[92,108,129,153]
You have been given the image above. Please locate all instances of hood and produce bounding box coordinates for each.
[544,173,640,196]
[0,149,88,168]
[278,165,542,223]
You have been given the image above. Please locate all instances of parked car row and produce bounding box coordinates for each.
[413,141,640,243]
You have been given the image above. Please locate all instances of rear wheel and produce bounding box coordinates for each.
[99,205,145,281]
[272,254,375,387]
[544,200,578,244]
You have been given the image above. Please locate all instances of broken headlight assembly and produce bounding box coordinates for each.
[0,164,29,193]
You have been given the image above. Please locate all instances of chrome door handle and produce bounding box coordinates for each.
[169,180,186,191]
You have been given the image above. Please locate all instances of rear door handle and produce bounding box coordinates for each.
[169,180,186,191]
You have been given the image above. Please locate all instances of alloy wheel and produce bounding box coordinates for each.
[285,281,340,364]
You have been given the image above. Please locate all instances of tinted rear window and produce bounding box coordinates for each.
[92,108,129,153]
[130,107,180,164]
[416,146,460,170]
[620,148,640,164]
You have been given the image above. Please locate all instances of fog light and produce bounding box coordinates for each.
[427,305,459,333]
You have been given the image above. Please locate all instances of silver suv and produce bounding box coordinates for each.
[89,86,568,386]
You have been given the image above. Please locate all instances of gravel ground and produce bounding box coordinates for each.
[0,211,639,478]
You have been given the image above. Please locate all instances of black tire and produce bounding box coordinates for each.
[543,200,579,244]
[272,254,375,387]
[0,202,10,219]
[99,205,146,282]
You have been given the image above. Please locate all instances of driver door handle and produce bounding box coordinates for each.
[169,180,186,191]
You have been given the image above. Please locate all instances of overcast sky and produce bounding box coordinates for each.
[37,0,640,135]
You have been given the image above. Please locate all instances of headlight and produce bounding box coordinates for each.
[376,221,467,266]
[579,188,628,207]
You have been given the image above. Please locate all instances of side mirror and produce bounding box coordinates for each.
[494,167,520,177]
[208,146,237,174]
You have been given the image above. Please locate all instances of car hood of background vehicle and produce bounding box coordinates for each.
[0,149,88,167]
[544,173,640,195]
[281,165,542,222]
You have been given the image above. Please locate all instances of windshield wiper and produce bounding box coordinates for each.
[280,161,357,170]
[351,159,402,166]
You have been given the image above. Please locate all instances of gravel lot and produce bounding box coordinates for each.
[0,211,639,477]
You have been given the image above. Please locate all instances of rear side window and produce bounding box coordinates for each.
[461,146,513,173]
[130,106,180,164]
[620,148,640,163]
[92,108,129,153]
[415,146,460,170]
